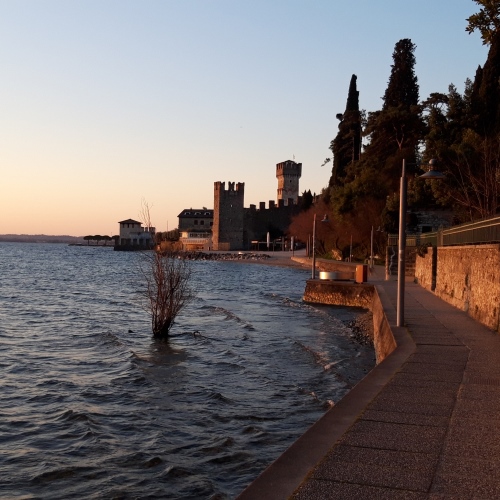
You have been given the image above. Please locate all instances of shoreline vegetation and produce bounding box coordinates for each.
[0,234,86,244]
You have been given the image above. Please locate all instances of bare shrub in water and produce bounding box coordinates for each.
[142,250,194,339]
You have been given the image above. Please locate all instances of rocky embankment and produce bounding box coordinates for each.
[344,312,374,346]
[180,252,272,262]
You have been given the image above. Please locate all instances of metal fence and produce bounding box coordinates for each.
[389,214,500,247]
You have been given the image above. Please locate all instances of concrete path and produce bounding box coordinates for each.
[239,270,500,499]
[293,278,500,499]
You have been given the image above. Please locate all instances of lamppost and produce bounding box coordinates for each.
[312,214,329,279]
[397,158,445,327]
[370,225,374,270]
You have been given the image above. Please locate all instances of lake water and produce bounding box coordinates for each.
[0,243,374,499]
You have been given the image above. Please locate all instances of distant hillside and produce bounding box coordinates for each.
[0,234,86,244]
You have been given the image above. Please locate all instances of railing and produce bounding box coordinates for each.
[441,215,500,245]
[387,234,420,247]
[389,214,500,247]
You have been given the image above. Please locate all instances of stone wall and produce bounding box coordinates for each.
[415,244,500,332]
[303,280,396,364]
[292,257,358,275]
[213,181,245,250]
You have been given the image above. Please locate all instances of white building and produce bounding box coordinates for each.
[116,219,155,249]
[179,230,212,251]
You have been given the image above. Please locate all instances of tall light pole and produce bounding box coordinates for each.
[311,214,329,279]
[397,159,445,327]
[396,160,408,327]
[312,214,317,279]
[370,225,374,270]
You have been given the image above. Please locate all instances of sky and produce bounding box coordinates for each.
[0,0,489,236]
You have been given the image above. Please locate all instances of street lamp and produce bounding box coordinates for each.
[312,214,329,279]
[370,226,374,270]
[397,159,445,327]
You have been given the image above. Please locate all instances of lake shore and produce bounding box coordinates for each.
[182,249,311,269]
[206,249,375,345]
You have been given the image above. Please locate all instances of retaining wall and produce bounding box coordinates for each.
[415,244,500,332]
[303,280,396,364]
[291,256,357,274]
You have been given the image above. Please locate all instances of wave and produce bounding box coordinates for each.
[294,340,330,368]
[199,305,256,331]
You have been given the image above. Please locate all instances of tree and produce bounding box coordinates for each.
[327,39,423,233]
[466,0,500,46]
[140,201,194,339]
[142,251,195,338]
[364,38,422,172]
[328,75,362,187]
[467,1,500,135]
[300,189,314,211]
[382,39,419,110]
[421,77,500,221]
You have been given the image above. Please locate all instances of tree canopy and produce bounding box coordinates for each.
[466,0,500,45]
[291,6,500,259]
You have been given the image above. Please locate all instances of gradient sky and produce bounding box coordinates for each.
[0,0,488,236]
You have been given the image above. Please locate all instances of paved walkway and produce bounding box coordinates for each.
[239,271,500,499]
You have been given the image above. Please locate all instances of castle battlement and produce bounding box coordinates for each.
[276,160,302,177]
[212,160,302,250]
[214,181,245,193]
[248,197,301,212]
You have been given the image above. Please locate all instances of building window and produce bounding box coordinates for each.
[200,220,204,225]
[194,220,198,225]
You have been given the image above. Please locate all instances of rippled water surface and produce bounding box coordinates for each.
[0,243,374,499]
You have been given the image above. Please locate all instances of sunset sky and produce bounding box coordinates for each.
[0,0,488,236]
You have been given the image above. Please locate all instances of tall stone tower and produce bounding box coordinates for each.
[276,160,302,205]
[212,181,245,250]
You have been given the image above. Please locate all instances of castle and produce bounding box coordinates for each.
[212,160,302,250]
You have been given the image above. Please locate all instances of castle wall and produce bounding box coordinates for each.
[243,201,301,248]
[213,182,245,251]
[213,159,303,250]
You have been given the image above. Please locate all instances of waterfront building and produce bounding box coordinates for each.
[115,219,155,250]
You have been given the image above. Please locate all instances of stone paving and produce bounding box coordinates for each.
[292,278,500,499]
[238,270,500,499]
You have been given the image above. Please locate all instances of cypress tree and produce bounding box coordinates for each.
[363,38,423,186]
[329,74,362,187]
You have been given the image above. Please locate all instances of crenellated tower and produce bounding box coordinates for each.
[213,181,245,250]
[276,160,302,205]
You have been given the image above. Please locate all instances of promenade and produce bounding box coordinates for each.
[239,267,500,499]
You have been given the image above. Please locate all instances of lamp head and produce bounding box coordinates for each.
[419,158,445,179]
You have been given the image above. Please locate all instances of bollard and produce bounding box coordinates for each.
[355,264,368,283]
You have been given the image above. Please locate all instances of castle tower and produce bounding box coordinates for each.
[213,181,245,250]
[276,160,302,205]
